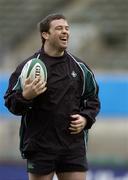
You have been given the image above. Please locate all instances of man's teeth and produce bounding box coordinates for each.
[61,38,66,41]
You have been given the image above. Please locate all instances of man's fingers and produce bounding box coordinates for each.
[70,114,79,119]
[31,79,47,95]
[70,119,81,124]
[70,123,83,128]
[69,126,82,134]
[69,114,86,134]
[32,77,40,85]
[24,77,32,85]
[37,86,47,95]
[69,126,81,131]
[35,80,46,89]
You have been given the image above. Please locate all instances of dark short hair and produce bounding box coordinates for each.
[38,13,66,44]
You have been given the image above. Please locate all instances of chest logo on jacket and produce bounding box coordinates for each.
[71,71,77,78]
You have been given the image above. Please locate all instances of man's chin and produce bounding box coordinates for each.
[59,45,67,51]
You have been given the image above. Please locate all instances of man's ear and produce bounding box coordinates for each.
[41,32,49,40]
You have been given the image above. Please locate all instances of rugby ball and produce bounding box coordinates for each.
[20,58,47,89]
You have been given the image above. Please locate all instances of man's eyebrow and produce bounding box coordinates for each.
[55,25,69,28]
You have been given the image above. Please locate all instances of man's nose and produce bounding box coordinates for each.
[62,28,68,34]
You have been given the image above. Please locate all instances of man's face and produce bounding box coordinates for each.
[43,19,70,50]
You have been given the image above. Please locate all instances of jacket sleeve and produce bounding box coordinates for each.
[4,64,33,116]
[79,65,100,129]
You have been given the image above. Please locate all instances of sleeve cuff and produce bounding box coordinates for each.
[15,91,33,107]
[80,112,96,129]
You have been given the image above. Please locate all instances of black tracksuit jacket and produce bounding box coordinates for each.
[4,48,100,158]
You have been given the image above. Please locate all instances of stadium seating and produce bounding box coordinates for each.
[0,0,68,60]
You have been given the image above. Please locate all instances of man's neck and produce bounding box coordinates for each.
[43,44,64,57]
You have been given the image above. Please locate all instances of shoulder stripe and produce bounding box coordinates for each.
[67,52,97,96]
[79,62,97,96]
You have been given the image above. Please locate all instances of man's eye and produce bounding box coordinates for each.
[56,26,62,30]
[66,27,69,31]
[55,26,69,31]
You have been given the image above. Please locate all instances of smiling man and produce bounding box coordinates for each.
[4,14,100,180]
[41,17,69,55]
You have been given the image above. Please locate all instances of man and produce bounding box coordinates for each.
[4,14,100,180]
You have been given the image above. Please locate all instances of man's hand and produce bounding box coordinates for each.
[22,77,47,100]
[69,114,87,134]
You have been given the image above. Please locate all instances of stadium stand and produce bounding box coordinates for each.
[0,0,128,70]
[65,0,128,70]
[0,0,71,64]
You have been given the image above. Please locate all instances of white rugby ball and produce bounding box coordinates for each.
[20,58,47,89]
